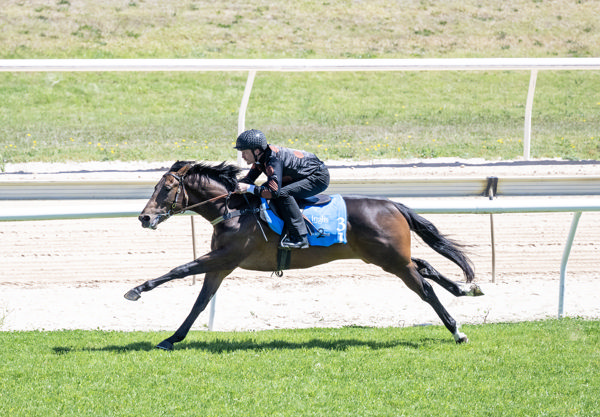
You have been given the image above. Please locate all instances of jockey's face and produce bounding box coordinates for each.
[240,148,261,164]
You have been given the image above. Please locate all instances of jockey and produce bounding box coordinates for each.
[234,129,330,249]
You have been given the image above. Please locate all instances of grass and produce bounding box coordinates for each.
[2,1,599,59]
[1,0,600,164]
[2,70,599,164]
[1,319,599,416]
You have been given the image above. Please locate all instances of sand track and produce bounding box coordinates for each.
[1,159,599,332]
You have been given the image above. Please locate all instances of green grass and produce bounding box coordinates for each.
[1,319,599,416]
[1,0,600,164]
[2,70,599,164]
[2,0,599,59]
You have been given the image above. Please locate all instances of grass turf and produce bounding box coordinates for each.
[1,319,599,416]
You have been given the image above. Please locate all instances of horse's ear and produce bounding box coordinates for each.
[177,162,194,176]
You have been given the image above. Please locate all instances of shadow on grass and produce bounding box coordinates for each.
[179,337,450,352]
[53,341,156,354]
[54,335,452,354]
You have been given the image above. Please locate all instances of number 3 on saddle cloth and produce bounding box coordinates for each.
[259,194,347,247]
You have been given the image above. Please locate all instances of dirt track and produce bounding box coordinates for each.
[1,159,599,332]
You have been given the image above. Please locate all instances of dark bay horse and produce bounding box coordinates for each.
[126,161,482,350]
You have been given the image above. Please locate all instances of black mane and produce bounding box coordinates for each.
[173,161,241,192]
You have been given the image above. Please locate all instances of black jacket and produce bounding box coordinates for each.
[239,145,325,198]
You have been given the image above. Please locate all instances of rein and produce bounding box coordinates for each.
[174,192,230,215]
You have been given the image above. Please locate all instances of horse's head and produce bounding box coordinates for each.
[139,161,241,229]
[139,161,194,229]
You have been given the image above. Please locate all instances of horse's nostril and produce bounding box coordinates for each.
[139,215,150,224]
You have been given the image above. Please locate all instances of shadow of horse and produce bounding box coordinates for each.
[53,331,454,354]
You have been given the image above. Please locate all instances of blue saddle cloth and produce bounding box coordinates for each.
[260,194,347,247]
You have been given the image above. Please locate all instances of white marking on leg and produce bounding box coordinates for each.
[453,325,468,343]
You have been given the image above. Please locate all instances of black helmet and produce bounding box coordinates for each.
[234,129,267,151]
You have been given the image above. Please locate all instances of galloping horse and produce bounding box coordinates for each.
[126,161,482,350]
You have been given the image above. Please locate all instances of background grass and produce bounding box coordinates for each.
[2,0,599,59]
[1,0,600,164]
[1,319,599,416]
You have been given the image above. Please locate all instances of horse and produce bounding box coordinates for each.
[125,161,483,350]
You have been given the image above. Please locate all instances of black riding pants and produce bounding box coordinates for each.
[270,164,330,237]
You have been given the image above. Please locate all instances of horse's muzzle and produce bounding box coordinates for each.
[139,214,162,229]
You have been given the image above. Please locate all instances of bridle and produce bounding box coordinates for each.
[164,172,188,216]
[162,171,228,219]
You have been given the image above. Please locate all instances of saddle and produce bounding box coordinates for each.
[297,194,331,208]
[265,194,331,219]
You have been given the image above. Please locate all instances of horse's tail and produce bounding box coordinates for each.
[393,202,475,283]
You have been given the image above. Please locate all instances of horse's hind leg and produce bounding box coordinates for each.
[386,262,468,343]
[412,258,483,297]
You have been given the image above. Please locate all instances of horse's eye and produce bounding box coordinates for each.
[164,179,175,190]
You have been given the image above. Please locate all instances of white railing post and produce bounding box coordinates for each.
[236,70,257,165]
[209,69,257,329]
[558,211,582,318]
[523,69,538,160]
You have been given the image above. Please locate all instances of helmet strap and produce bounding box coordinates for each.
[252,148,263,164]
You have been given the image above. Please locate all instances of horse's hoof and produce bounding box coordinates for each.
[156,340,174,351]
[124,289,141,301]
[461,283,484,297]
[471,284,484,297]
[454,331,468,344]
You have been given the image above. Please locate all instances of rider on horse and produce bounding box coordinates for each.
[234,129,330,249]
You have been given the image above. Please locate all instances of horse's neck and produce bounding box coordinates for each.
[186,180,229,221]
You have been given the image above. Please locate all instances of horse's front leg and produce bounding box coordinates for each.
[156,269,232,351]
[124,248,238,301]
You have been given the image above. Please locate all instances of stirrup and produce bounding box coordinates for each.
[279,234,309,249]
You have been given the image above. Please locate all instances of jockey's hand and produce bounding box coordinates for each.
[235,183,250,194]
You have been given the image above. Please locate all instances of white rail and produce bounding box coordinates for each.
[3,57,600,72]
[2,58,600,160]
[2,196,600,221]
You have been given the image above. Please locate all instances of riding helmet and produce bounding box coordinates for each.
[234,129,268,151]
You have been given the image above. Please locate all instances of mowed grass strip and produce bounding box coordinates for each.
[1,319,599,416]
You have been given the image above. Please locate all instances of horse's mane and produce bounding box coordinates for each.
[172,161,241,192]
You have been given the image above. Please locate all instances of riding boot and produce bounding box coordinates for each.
[272,196,309,249]
[280,233,309,249]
